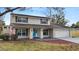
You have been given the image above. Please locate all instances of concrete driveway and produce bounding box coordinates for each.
[58,37,79,44]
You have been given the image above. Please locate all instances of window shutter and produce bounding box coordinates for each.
[15,16,17,22]
[26,18,28,22]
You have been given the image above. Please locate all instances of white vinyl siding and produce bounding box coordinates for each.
[10,15,50,25]
[16,16,28,23]
[28,17,40,24]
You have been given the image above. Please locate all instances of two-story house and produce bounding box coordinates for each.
[10,13,70,39]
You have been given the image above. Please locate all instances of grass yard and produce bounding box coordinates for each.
[0,40,79,51]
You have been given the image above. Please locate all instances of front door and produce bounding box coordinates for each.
[33,29,37,38]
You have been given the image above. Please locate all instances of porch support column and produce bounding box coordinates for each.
[29,28,33,39]
[40,28,43,39]
[13,28,16,35]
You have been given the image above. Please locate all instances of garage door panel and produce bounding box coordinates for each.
[53,29,69,38]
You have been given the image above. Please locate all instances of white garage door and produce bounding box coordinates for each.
[53,28,69,38]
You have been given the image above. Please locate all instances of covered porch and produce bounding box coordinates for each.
[29,28,53,39]
[12,24,53,39]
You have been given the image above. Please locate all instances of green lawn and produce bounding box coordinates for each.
[0,40,79,51]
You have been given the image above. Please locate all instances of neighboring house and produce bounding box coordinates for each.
[1,25,9,34]
[2,25,15,35]
[0,20,4,34]
[10,13,70,39]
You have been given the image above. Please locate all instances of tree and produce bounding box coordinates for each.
[0,7,31,16]
[0,7,20,16]
[76,21,79,27]
[43,7,68,26]
[71,23,76,28]
[71,21,79,28]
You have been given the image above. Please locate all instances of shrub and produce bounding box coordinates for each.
[3,34,9,41]
[5,35,9,41]
[0,34,9,41]
[11,34,18,41]
[0,34,18,41]
[0,34,5,39]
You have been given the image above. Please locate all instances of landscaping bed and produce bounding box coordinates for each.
[41,39,76,44]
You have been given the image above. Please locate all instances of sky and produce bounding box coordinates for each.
[1,7,79,26]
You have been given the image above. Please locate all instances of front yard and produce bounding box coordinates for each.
[0,39,79,51]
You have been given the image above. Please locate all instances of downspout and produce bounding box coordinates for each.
[52,24,54,39]
[52,28,54,39]
[69,28,71,38]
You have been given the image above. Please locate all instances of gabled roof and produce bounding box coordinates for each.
[50,23,70,28]
[11,13,50,19]
[11,23,51,29]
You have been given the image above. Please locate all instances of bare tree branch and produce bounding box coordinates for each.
[0,7,21,16]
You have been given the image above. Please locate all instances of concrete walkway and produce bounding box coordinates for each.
[58,37,79,44]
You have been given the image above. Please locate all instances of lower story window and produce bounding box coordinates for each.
[16,29,21,36]
[43,29,49,35]
[16,29,28,36]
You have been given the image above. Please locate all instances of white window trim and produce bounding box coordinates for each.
[17,29,28,36]
[43,29,49,37]
[40,18,48,24]
[16,16,28,23]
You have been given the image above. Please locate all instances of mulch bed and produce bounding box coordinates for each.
[39,39,77,45]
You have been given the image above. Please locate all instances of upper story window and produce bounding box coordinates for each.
[4,26,7,29]
[15,16,28,23]
[40,18,48,24]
